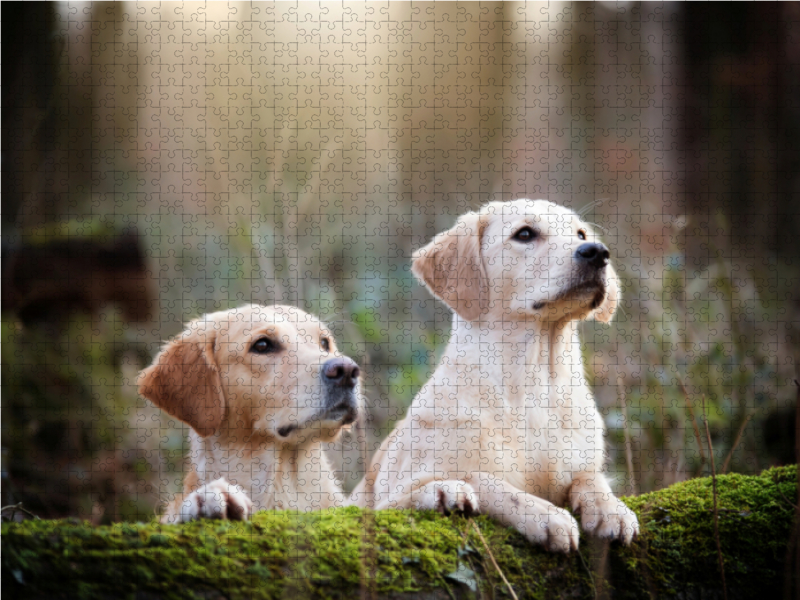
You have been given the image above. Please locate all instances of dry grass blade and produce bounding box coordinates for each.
[470,519,519,600]
[355,350,373,504]
[617,372,637,495]
[679,378,707,474]
[702,395,728,600]
[784,380,800,600]
[721,413,753,474]
[357,354,377,600]
[359,507,377,600]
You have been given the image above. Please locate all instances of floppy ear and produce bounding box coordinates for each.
[592,263,620,324]
[137,319,225,437]
[411,211,489,321]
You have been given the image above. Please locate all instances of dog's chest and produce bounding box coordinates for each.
[475,389,602,495]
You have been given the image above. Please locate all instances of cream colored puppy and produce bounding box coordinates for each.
[138,304,360,523]
[352,199,639,552]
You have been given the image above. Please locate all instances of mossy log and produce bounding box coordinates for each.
[3,466,797,600]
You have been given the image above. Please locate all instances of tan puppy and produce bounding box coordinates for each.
[139,304,360,523]
[352,199,638,552]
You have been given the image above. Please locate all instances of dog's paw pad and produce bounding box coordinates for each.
[414,480,478,515]
[542,507,580,553]
[579,497,640,545]
[434,481,477,516]
[178,478,253,523]
[512,504,579,553]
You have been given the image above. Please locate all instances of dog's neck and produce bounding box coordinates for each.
[448,313,586,399]
[188,430,343,510]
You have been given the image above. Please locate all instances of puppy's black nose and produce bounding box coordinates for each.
[575,242,610,269]
[322,357,360,389]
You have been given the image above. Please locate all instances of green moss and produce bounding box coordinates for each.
[3,466,797,599]
[615,465,798,599]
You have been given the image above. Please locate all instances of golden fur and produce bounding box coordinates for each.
[139,304,360,522]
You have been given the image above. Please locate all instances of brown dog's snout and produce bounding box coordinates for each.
[575,243,610,269]
[322,357,360,389]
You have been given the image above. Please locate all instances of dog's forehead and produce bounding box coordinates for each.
[202,304,327,339]
[240,305,327,337]
[484,199,584,235]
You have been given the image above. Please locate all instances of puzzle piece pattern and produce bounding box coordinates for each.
[2,3,795,527]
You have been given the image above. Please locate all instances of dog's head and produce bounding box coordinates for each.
[412,199,619,324]
[137,304,360,444]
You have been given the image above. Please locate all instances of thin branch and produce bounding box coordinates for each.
[470,519,519,600]
[0,502,41,521]
[702,395,728,600]
[721,413,753,474]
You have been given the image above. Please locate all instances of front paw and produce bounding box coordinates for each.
[578,494,639,545]
[517,504,580,553]
[415,480,478,516]
[177,478,253,523]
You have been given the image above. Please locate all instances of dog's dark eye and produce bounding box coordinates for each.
[321,337,330,352]
[578,229,587,240]
[512,227,538,243]
[251,338,278,354]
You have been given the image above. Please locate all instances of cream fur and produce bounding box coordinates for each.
[351,199,638,552]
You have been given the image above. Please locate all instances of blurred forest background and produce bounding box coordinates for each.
[2,2,799,523]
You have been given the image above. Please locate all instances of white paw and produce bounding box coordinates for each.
[517,504,580,553]
[415,480,478,515]
[178,478,253,523]
[578,494,639,545]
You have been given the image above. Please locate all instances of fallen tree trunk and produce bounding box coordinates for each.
[2,466,796,599]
